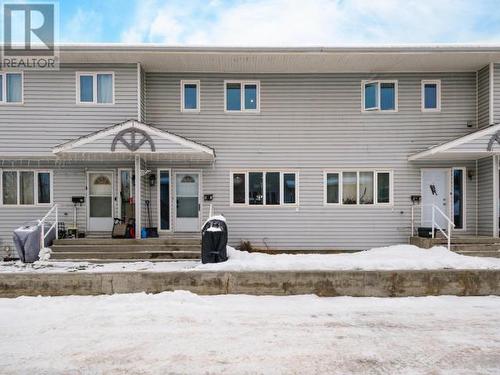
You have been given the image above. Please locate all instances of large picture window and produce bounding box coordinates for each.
[231,171,298,206]
[362,80,397,112]
[1,170,52,206]
[324,170,392,206]
[77,72,114,104]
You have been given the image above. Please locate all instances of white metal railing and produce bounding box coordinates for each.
[411,204,455,250]
[39,204,58,251]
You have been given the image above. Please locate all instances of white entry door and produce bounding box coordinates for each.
[421,169,451,229]
[87,171,114,232]
[175,172,200,232]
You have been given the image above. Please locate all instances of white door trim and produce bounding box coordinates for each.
[157,168,172,232]
[86,170,115,232]
[173,169,202,232]
[420,168,452,227]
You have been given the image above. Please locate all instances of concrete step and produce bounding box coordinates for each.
[48,258,197,263]
[51,244,201,252]
[54,238,200,246]
[431,238,500,245]
[455,250,500,258]
[451,244,500,252]
[50,250,201,260]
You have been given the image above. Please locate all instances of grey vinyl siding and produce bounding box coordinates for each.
[478,65,490,128]
[477,156,495,236]
[144,72,478,250]
[140,64,146,122]
[0,64,138,157]
[495,64,500,124]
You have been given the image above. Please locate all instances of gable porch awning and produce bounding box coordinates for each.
[409,123,500,161]
[52,120,215,162]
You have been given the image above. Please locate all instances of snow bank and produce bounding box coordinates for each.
[196,244,500,271]
[1,244,499,273]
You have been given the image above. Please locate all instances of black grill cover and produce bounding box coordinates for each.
[201,218,228,264]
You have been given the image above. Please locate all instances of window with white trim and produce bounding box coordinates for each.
[231,171,297,205]
[0,72,23,103]
[181,80,200,112]
[421,80,441,111]
[225,81,260,112]
[1,170,52,206]
[76,72,114,104]
[362,80,397,111]
[324,170,392,205]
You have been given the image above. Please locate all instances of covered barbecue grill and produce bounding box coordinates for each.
[201,215,228,264]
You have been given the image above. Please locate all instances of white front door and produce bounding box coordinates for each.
[421,169,451,229]
[87,171,114,232]
[175,172,200,232]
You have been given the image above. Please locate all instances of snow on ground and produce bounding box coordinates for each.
[0,292,498,374]
[1,244,500,273]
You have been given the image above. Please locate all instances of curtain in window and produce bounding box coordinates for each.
[2,171,17,205]
[97,74,113,103]
[342,172,357,204]
[38,172,51,204]
[6,73,22,102]
[19,171,34,205]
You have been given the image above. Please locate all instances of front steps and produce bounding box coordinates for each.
[410,236,500,258]
[50,237,201,263]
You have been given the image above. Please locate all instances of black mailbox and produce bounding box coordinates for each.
[72,196,85,204]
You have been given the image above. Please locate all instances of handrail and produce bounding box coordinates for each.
[411,203,455,250]
[38,204,58,253]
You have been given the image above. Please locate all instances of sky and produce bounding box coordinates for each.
[30,0,500,45]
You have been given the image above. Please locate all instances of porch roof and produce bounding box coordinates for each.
[409,123,500,161]
[52,120,215,162]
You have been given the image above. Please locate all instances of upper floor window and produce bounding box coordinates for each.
[181,80,200,112]
[0,72,23,104]
[421,80,441,111]
[76,72,114,104]
[362,80,397,112]
[231,171,297,206]
[324,170,392,206]
[1,170,52,206]
[225,80,260,112]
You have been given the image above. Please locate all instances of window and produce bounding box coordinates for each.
[0,72,23,103]
[225,81,260,112]
[158,169,171,231]
[453,168,465,230]
[324,170,392,206]
[325,173,339,204]
[1,170,52,206]
[362,80,397,112]
[231,171,298,206]
[421,80,441,111]
[77,72,114,104]
[181,80,200,112]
